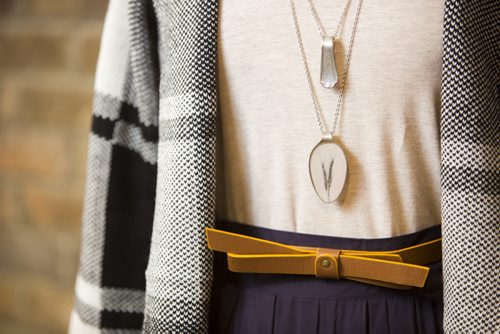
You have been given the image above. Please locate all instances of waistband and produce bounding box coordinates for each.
[214,220,442,251]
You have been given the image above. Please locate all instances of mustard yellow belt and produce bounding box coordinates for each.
[205,227,442,290]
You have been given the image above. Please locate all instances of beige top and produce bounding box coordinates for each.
[215,0,445,238]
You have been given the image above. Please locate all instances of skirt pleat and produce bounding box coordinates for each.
[317,299,337,333]
[334,299,368,334]
[219,290,443,334]
[226,289,276,334]
[273,294,320,334]
[217,285,443,334]
[209,221,443,334]
[366,298,390,333]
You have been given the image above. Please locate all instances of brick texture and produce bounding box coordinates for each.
[0,272,75,332]
[0,32,68,70]
[0,1,108,333]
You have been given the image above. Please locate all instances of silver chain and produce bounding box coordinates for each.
[307,0,352,38]
[290,0,364,135]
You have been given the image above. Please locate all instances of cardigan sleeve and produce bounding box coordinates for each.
[68,0,160,332]
[441,0,499,332]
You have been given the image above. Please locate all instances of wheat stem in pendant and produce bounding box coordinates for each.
[321,159,335,201]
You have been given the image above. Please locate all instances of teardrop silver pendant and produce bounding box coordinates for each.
[309,134,347,203]
[320,36,338,89]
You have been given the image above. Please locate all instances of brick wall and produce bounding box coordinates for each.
[0,1,108,333]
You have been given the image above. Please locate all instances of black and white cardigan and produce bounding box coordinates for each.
[69,0,498,333]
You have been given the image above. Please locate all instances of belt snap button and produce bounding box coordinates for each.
[316,248,340,279]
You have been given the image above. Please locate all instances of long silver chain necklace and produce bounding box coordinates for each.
[306,0,352,89]
[290,0,364,203]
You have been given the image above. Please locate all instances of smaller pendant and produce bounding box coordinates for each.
[320,36,338,89]
[309,134,347,203]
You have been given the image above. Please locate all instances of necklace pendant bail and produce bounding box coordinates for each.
[320,36,338,89]
[322,132,335,141]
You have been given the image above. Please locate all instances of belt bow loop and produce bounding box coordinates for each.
[315,248,341,279]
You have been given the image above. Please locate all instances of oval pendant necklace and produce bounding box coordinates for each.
[290,0,365,203]
[309,133,348,202]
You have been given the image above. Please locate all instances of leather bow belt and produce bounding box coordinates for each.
[205,228,442,289]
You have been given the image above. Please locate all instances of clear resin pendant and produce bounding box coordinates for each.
[320,36,338,89]
[309,134,347,203]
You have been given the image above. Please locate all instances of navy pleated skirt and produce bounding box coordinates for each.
[208,221,443,334]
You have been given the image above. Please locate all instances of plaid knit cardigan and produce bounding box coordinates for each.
[69,0,498,333]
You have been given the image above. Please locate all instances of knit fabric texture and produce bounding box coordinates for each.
[441,0,499,332]
[69,0,498,333]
